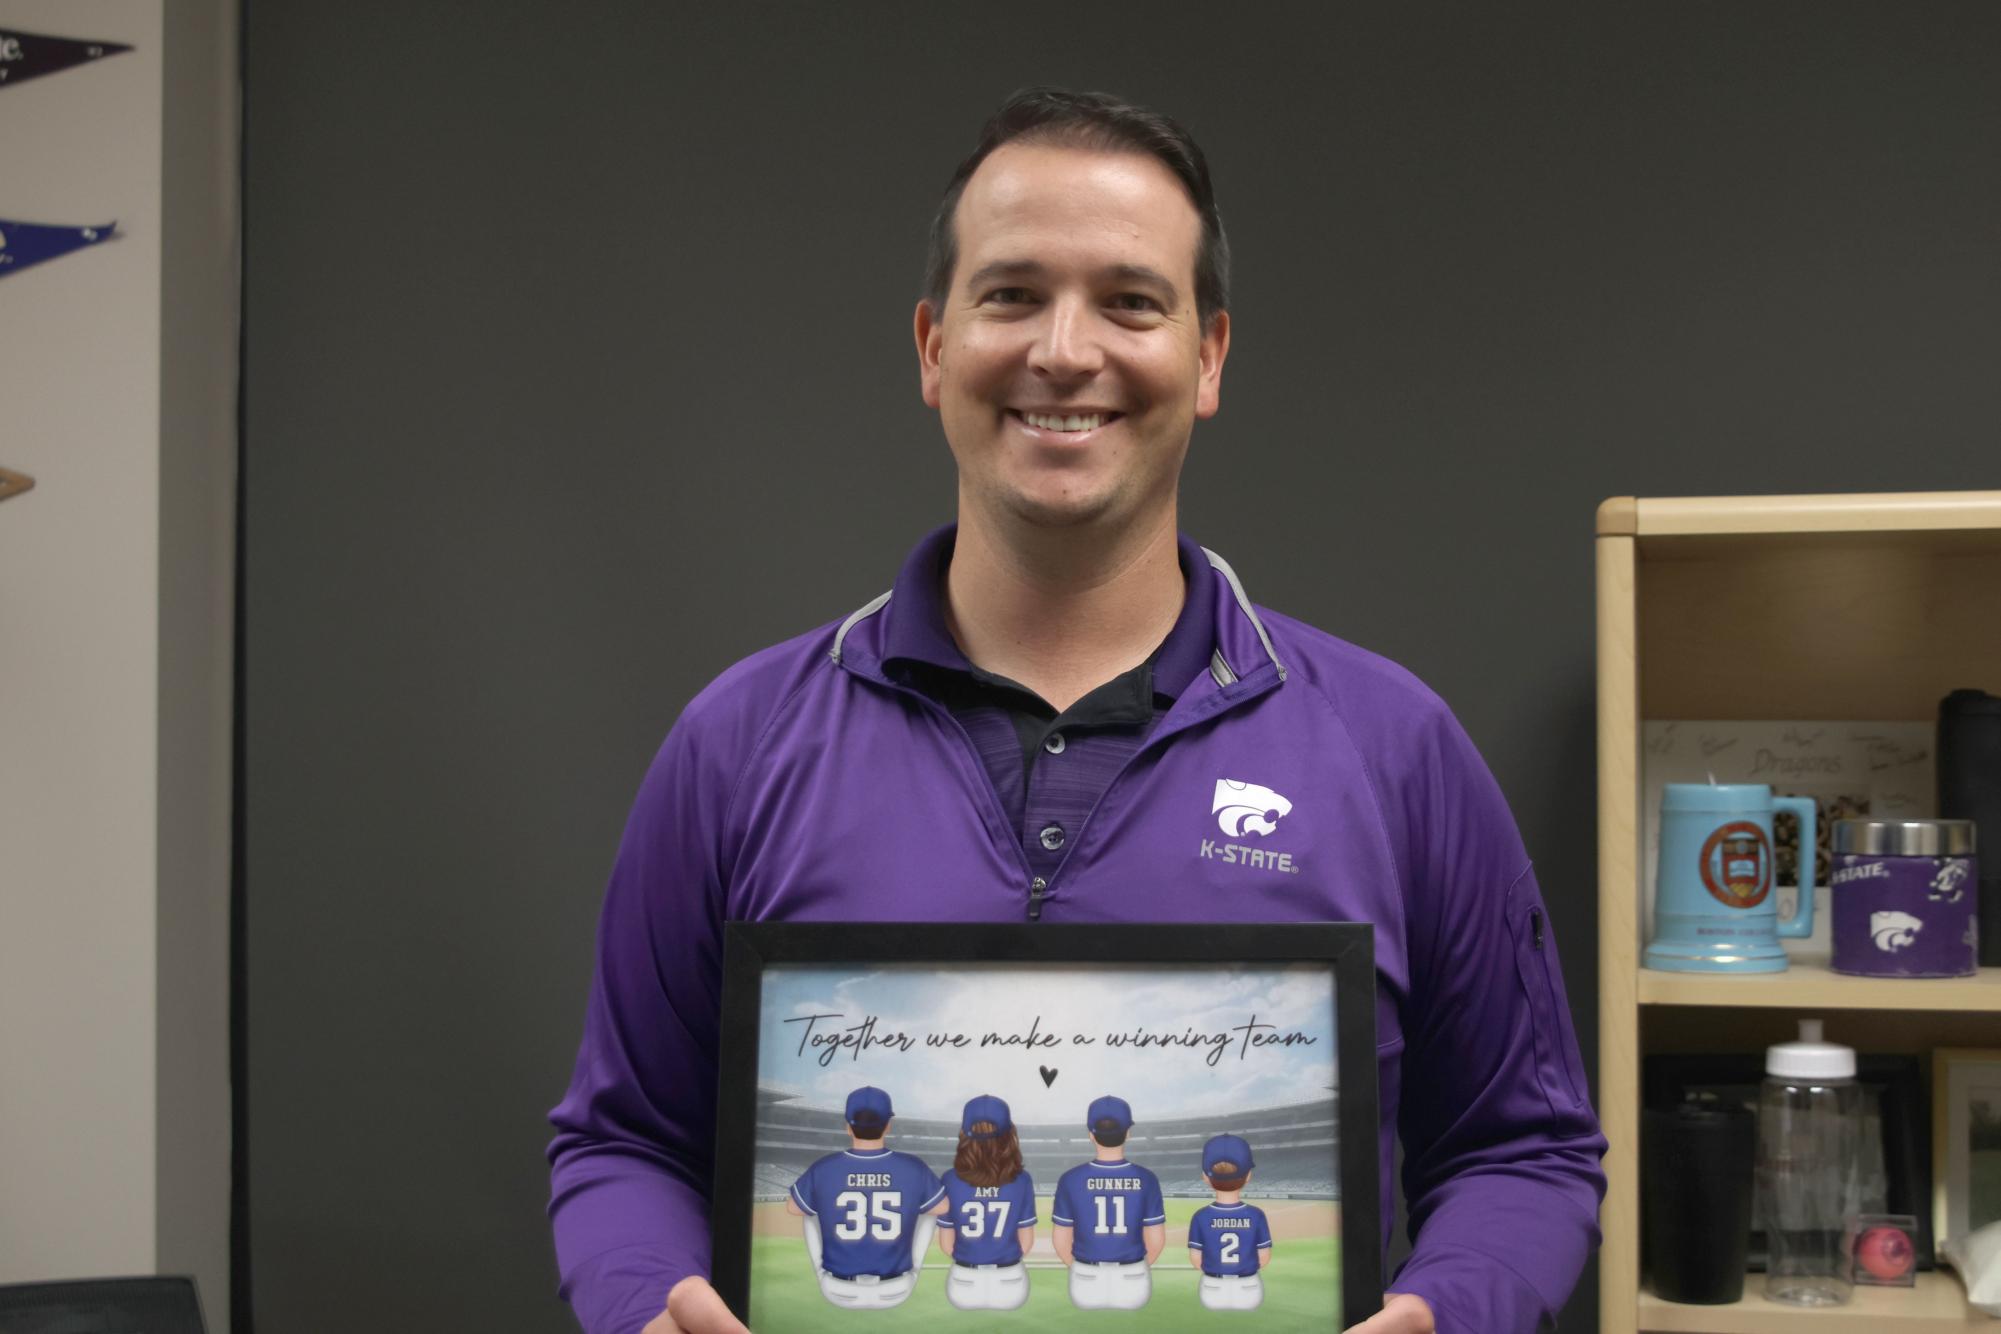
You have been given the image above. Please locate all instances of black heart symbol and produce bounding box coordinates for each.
[1039,1066,1058,1087]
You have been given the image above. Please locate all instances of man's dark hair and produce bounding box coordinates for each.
[849,1114,887,1140]
[1090,1117,1129,1148]
[923,86,1230,331]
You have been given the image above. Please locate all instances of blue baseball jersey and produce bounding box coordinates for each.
[1051,1159,1165,1265]
[790,1148,944,1278]
[1187,1202,1272,1276]
[936,1169,1038,1266]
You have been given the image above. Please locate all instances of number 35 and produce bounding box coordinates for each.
[832,1190,903,1241]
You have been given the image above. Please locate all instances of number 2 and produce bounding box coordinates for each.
[1219,1232,1240,1265]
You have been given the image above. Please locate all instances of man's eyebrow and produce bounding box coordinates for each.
[962,259,1183,306]
[1102,263,1179,300]
[962,259,1047,291]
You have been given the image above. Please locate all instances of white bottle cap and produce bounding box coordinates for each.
[1766,1018,1856,1080]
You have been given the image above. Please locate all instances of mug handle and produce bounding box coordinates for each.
[1774,796,1817,939]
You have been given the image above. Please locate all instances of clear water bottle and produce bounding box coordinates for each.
[1758,1018,1864,1306]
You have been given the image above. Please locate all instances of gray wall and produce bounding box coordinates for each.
[242,3,2000,1330]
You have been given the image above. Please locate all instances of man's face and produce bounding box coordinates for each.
[915,142,1229,533]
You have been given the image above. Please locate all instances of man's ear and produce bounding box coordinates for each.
[1194,308,1230,420]
[915,299,944,409]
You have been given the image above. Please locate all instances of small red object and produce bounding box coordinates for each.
[1855,1225,1914,1280]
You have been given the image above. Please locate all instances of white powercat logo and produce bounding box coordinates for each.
[1213,779,1291,838]
[1871,911,1923,953]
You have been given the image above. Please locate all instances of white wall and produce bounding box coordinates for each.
[0,0,237,1325]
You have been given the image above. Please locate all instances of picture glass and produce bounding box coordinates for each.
[745,960,1343,1328]
[1950,1060,2001,1241]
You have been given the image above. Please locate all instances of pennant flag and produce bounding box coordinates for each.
[0,28,133,89]
[0,219,117,279]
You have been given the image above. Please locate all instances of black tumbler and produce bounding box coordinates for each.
[1939,688,2000,967]
[1643,1100,1757,1304]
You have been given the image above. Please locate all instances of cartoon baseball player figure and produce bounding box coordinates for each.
[1050,1095,1166,1310]
[934,1094,1039,1310]
[1187,1133,1273,1311]
[785,1086,946,1309]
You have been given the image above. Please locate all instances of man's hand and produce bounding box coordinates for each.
[641,1276,749,1334]
[1345,1291,1436,1333]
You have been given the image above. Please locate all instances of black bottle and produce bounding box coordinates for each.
[1643,1099,1757,1304]
[1938,688,2000,967]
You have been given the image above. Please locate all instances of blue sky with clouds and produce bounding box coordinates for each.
[757,963,1335,1123]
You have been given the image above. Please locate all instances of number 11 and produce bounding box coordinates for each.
[1092,1195,1127,1235]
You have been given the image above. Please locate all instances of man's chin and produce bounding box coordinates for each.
[1001,491,1122,530]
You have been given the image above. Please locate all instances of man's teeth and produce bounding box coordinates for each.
[1021,411,1109,432]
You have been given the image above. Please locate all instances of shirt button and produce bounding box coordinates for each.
[1044,732,1066,755]
[1039,824,1066,851]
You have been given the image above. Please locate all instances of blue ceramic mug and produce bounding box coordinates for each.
[1645,784,1816,973]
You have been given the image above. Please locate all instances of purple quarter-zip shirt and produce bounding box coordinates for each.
[881,526,1218,883]
[547,529,1606,1333]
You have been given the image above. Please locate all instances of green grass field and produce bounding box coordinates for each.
[748,1197,1339,1330]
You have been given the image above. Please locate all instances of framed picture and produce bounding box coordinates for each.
[1934,1049,2001,1252]
[710,922,1383,1329]
[1643,1053,1933,1269]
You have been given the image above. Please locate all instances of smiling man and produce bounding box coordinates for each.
[547,88,1605,1334]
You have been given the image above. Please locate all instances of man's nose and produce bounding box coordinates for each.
[1028,295,1105,380]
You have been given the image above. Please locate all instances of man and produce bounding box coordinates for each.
[1049,1095,1166,1310]
[547,87,1606,1334]
[782,1086,945,1309]
[1187,1133,1274,1312]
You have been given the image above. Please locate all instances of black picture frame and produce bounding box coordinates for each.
[711,921,1384,1329]
[1643,1052,1933,1270]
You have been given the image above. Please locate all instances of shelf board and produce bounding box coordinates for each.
[1638,958,2001,1011]
[1640,1272,1988,1331]
[1626,491,2001,537]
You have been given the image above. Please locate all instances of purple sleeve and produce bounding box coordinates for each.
[919,1159,945,1211]
[1376,699,1608,1333]
[1049,1172,1076,1226]
[1014,1173,1038,1227]
[789,1166,818,1217]
[546,691,743,1334]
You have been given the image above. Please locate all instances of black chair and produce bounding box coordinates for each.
[0,1276,206,1333]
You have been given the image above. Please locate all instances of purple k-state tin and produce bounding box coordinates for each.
[1830,820,1978,978]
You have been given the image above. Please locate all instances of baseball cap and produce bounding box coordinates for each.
[1203,1133,1255,1174]
[1086,1095,1133,1132]
[960,1094,1012,1138]
[846,1086,894,1123]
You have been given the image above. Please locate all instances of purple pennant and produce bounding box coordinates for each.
[0,28,133,89]
[0,219,117,279]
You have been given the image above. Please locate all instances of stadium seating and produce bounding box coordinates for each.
[751,1087,1338,1201]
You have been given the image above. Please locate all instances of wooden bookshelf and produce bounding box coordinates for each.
[1595,491,2001,1334]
